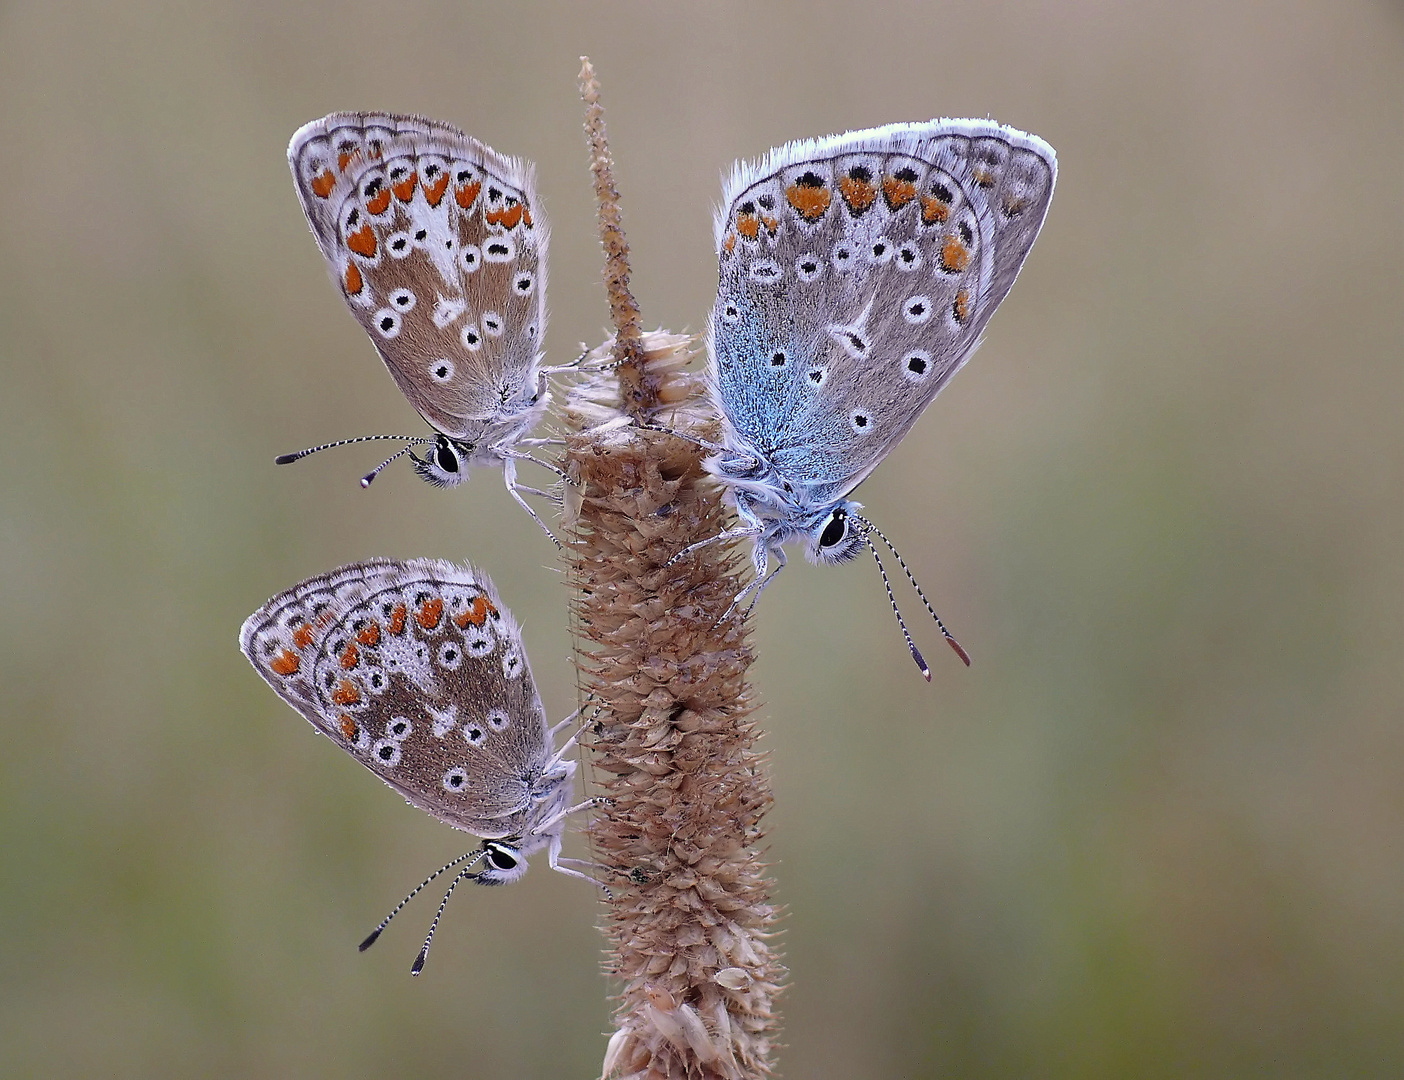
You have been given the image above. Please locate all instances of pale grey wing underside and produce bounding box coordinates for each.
[239,559,550,837]
[710,119,1055,500]
[289,114,549,439]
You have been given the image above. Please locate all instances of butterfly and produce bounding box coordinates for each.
[281,113,564,538]
[240,558,598,972]
[691,118,1056,674]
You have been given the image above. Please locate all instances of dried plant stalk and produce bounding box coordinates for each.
[563,60,784,1080]
[578,57,649,411]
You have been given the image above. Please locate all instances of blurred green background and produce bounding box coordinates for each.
[3,1,1402,1076]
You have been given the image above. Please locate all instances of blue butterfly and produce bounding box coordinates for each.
[693,119,1056,674]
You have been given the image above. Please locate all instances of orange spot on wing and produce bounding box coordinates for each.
[952,289,971,324]
[338,714,359,741]
[423,172,450,206]
[920,195,949,224]
[416,597,444,630]
[760,214,779,235]
[339,642,359,670]
[485,203,524,230]
[346,224,377,258]
[331,679,361,706]
[882,176,917,209]
[343,262,363,296]
[356,623,380,646]
[455,179,482,209]
[940,234,970,273]
[736,212,760,240]
[387,604,407,635]
[337,149,362,172]
[392,171,418,201]
[722,232,736,254]
[310,169,336,199]
[292,624,315,650]
[972,168,997,188]
[837,175,877,214]
[786,182,831,222]
[269,649,300,676]
[454,595,493,628]
[365,187,391,215]
[522,206,533,227]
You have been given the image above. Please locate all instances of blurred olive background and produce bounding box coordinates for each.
[3,1,1402,1076]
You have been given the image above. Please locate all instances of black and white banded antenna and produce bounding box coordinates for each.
[856,514,972,675]
[410,854,492,976]
[274,433,434,487]
[357,848,489,964]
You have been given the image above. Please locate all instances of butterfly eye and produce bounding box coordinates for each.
[818,509,847,549]
[435,443,461,473]
[486,846,518,871]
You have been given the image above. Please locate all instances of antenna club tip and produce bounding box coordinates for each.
[274,453,299,465]
[358,929,382,952]
[947,638,972,667]
[411,951,428,976]
[910,645,931,680]
[359,473,376,488]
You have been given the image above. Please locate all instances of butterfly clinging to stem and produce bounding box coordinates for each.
[683,118,1056,676]
[278,113,571,541]
[240,558,602,972]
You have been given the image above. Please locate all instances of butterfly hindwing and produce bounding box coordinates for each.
[289,113,549,441]
[711,119,1055,499]
[240,559,551,838]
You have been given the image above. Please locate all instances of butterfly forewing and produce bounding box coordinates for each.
[289,113,549,440]
[710,119,1055,497]
[240,559,551,838]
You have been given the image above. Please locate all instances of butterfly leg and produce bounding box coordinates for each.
[663,524,765,569]
[540,347,593,374]
[544,829,613,896]
[532,795,611,837]
[514,484,563,502]
[502,457,563,548]
[544,704,608,772]
[716,546,788,624]
[634,421,731,456]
